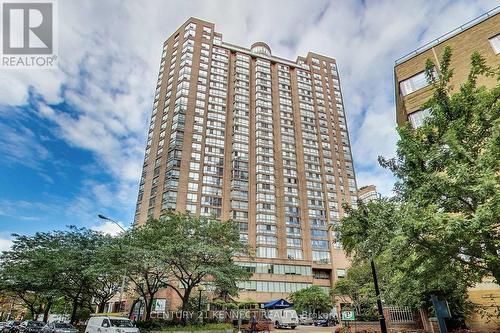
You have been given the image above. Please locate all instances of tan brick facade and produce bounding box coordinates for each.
[134,17,358,308]
[395,9,500,126]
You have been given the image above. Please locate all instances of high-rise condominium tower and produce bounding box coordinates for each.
[134,18,357,306]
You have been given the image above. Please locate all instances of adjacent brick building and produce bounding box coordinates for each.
[357,185,378,203]
[394,7,500,331]
[394,7,500,127]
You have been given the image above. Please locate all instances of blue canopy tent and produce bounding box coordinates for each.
[263,299,293,309]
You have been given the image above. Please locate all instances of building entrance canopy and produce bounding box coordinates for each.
[263,299,293,309]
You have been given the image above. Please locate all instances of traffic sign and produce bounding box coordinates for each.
[341,310,355,321]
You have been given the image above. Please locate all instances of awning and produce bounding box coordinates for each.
[263,299,293,309]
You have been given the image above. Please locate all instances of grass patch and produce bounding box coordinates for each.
[137,321,232,332]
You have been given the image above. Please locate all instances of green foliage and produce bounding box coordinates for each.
[336,47,499,320]
[385,46,500,283]
[184,294,209,312]
[136,319,232,332]
[107,212,251,322]
[155,212,250,305]
[289,285,332,314]
[331,263,378,321]
[101,220,172,321]
[339,199,476,316]
[337,198,399,259]
[0,227,118,323]
[135,319,172,331]
[236,299,257,309]
[0,213,250,325]
[0,231,64,319]
[210,300,238,310]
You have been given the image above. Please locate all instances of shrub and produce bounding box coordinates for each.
[136,320,232,332]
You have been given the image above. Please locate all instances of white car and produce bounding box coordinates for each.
[267,309,299,329]
[298,315,313,325]
[85,317,139,333]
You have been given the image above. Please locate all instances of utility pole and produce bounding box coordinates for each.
[97,215,127,313]
[369,251,388,333]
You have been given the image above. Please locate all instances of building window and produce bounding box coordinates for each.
[337,268,346,278]
[489,34,500,55]
[256,247,277,258]
[312,251,330,264]
[408,108,431,128]
[286,249,303,260]
[399,71,429,96]
[186,204,196,213]
[256,235,277,246]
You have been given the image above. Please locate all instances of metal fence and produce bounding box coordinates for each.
[386,307,414,323]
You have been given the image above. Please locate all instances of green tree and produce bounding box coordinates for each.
[335,47,499,322]
[379,46,500,283]
[105,223,171,321]
[0,227,116,323]
[155,213,250,324]
[289,285,332,315]
[112,212,250,323]
[0,232,64,321]
[331,263,379,321]
[85,235,123,313]
[55,227,109,324]
[338,198,477,317]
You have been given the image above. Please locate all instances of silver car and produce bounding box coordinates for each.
[41,323,78,333]
[298,315,313,325]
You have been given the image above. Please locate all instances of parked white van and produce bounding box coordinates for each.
[85,317,139,333]
[267,309,299,329]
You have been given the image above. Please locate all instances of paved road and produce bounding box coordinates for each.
[275,325,337,333]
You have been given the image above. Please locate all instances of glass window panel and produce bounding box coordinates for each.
[399,71,429,96]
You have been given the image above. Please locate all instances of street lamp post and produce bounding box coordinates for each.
[197,285,205,324]
[368,250,387,333]
[97,215,126,233]
[97,215,127,313]
[136,297,144,322]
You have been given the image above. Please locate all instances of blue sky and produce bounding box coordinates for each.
[0,0,497,249]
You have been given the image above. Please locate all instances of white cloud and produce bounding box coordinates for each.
[59,179,137,230]
[356,168,396,198]
[0,69,64,106]
[0,0,497,224]
[0,237,13,252]
[91,221,127,236]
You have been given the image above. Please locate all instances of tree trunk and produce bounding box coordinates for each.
[145,295,154,321]
[180,287,193,326]
[34,304,43,321]
[70,296,80,325]
[181,297,189,326]
[27,304,36,320]
[128,299,139,319]
[43,301,52,322]
[97,300,107,313]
